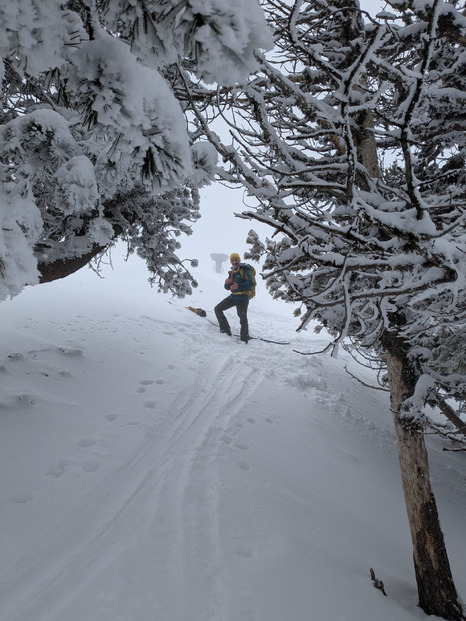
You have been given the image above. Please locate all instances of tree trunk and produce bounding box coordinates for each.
[383,334,465,620]
[37,243,107,284]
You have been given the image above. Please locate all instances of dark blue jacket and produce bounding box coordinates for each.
[225,263,254,300]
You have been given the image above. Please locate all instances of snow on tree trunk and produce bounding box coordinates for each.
[384,334,464,621]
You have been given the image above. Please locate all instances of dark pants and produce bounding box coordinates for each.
[214,297,249,342]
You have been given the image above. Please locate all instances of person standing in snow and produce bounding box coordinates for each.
[214,253,254,343]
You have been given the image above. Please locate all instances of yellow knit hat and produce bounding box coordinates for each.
[230,252,241,262]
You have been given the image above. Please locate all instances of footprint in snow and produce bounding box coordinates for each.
[16,393,38,405]
[78,438,96,448]
[46,458,74,479]
[10,491,35,504]
[143,401,157,410]
[81,460,101,473]
[233,442,248,451]
[238,460,251,472]
[58,346,83,356]
[137,379,159,393]
[236,543,254,558]
[105,413,118,422]
[46,457,101,477]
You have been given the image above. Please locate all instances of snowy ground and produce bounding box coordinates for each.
[0,248,465,621]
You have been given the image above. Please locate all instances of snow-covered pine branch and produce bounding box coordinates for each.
[182,0,466,414]
[0,0,273,300]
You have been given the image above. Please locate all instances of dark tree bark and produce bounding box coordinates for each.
[383,332,465,621]
[37,243,107,284]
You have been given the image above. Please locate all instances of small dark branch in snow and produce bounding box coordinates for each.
[293,342,335,356]
[344,365,389,392]
[370,568,387,596]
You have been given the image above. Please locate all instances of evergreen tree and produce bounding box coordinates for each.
[0,0,272,300]
[182,0,466,617]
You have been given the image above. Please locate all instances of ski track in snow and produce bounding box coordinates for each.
[0,312,286,621]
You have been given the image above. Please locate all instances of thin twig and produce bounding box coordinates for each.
[344,365,390,392]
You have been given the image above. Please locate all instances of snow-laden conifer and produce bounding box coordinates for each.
[181,0,466,618]
[0,0,272,300]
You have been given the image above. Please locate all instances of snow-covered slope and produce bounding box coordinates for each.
[0,249,464,621]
